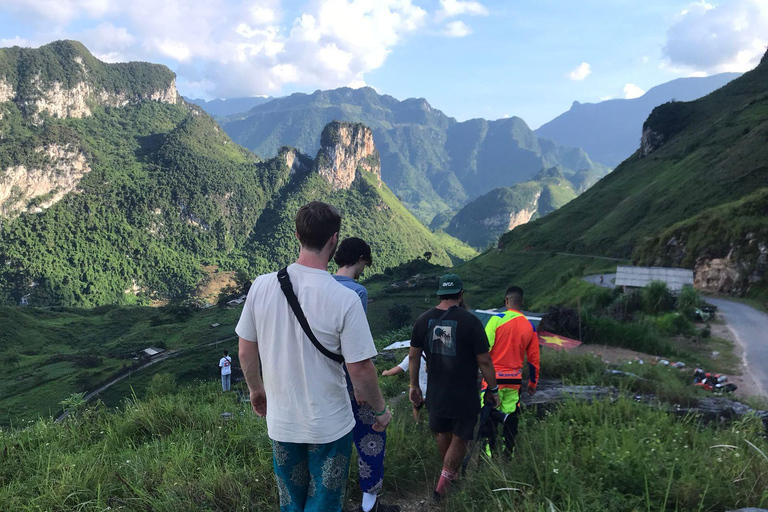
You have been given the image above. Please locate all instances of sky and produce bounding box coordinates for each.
[0,0,766,128]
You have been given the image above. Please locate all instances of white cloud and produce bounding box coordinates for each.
[623,83,645,99]
[2,0,429,98]
[2,0,114,23]
[443,21,472,37]
[568,62,591,81]
[663,0,768,74]
[0,36,36,48]
[437,0,489,20]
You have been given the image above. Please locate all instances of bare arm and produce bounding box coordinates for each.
[476,352,497,389]
[408,347,424,406]
[347,359,391,431]
[476,352,500,407]
[382,366,405,376]
[239,337,266,416]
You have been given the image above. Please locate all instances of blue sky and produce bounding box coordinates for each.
[1,0,766,128]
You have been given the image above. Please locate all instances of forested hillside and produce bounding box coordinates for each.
[220,87,609,222]
[0,42,473,307]
[443,167,580,248]
[499,51,768,298]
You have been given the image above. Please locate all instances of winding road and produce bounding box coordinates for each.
[708,298,768,397]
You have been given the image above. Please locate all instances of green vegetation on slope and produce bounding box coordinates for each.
[634,187,768,300]
[0,42,473,307]
[221,87,608,223]
[499,51,768,268]
[0,304,242,427]
[445,167,582,248]
[1,367,766,511]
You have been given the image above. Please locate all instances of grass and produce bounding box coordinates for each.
[1,377,765,512]
[0,304,242,427]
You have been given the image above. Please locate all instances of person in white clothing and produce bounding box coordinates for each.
[382,354,428,421]
[237,201,391,512]
[219,350,232,391]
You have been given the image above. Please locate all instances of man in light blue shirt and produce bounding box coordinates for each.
[334,238,399,512]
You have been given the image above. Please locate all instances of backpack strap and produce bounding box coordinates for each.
[425,305,457,347]
[277,267,344,364]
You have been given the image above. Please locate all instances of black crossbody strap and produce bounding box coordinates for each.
[277,267,344,364]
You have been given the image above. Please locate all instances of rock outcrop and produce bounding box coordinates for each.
[0,144,91,218]
[29,78,177,121]
[314,121,381,190]
[640,126,664,157]
[280,147,311,176]
[0,79,13,103]
[694,239,768,295]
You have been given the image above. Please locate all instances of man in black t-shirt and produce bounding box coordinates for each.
[408,274,499,500]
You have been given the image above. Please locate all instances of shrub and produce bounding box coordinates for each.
[582,313,673,355]
[641,281,674,315]
[676,285,701,319]
[653,312,695,337]
[387,304,411,328]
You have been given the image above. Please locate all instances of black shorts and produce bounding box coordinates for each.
[429,413,478,441]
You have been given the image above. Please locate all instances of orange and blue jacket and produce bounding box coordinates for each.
[482,309,540,391]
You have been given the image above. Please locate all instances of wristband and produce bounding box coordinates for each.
[486,386,499,394]
[374,406,389,416]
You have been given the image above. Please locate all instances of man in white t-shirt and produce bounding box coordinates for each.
[219,350,232,391]
[382,353,428,421]
[237,201,391,512]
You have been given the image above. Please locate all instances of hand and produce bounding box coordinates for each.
[485,391,500,408]
[250,388,267,416]
[528,384,537,396]
[372,408,392,432]
[409,387,423,407]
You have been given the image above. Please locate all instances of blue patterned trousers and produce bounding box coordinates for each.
[347,374,386,495]
[271,430,353,512]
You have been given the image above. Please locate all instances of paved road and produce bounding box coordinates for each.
[708,298,768,396]
[583,273,617,289]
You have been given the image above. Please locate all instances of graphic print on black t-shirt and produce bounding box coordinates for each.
[411,307,490,418]
[430,320,458,356]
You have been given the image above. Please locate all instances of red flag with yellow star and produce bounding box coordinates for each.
[538,331,582,351]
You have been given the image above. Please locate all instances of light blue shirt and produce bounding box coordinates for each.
[333,275,368,314]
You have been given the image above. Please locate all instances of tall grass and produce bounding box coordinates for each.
[2,380,766,511]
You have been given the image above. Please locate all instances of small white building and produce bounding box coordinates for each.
[615,266,694,292]
[141,347,165,357]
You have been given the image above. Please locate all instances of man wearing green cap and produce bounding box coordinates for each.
[407,274,499,500]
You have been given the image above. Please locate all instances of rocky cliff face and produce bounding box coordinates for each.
[693,238,768,295]
[26,77,177,121]
[0,79,13,103]
[640,127,664,157]
[314,121,381,190]
[0,144,91,218]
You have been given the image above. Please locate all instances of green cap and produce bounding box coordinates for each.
[437,274,463,296]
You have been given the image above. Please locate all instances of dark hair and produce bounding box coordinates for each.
[505,286,524,305]
[223,350,229,356]
[440,291,463,301]
[295,202,342,251]
[334,237,373,268]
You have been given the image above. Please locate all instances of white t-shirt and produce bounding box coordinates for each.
[219,356,232,375]
[398,354,428,397]
[235,263,378,444]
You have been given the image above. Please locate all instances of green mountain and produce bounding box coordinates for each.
[444,167,580,248]
[220,87,609,222]
[498,51,768,298]
[0,41,474,307]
